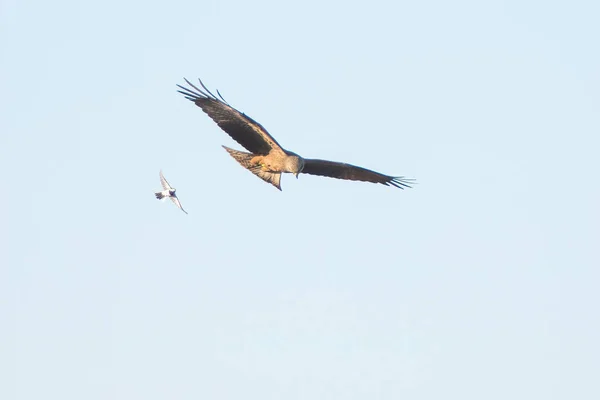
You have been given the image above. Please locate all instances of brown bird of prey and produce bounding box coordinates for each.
[177,78,413,191]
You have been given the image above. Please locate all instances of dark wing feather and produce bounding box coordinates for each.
[177,78,283,155]
[301,159,414,189]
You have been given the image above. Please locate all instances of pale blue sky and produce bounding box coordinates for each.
[1,0,599,399]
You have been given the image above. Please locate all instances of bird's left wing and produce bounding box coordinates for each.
[301,159,414,189]
[170,196,188,214]
[158,171,187,212]
[177,78,284,156]
[159,170,172,190]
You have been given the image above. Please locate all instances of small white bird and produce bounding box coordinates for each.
[155,170,188,214]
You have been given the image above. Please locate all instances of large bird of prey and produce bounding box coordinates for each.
[177,78,413,191]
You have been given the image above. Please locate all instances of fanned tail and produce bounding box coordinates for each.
[222,146,282,191]
[155,192,165,200]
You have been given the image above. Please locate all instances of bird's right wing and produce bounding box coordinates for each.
[159,170,172,190]
[301,159,414,189]
[170,196,188,214]
[177,78,284,156]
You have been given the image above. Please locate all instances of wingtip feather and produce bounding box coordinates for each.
[388,177,416,189]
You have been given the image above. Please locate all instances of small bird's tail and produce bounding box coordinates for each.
[155,192,164,200]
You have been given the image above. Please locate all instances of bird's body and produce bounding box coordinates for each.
[222,146,304,189]
[155,171,188,214]
[177,78,413,191]
[155,189,175,199]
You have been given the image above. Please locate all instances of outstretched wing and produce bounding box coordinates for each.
[170,196,188,214]
[159,170,172,190]
[301,159,414,189]
[177,78,284,155]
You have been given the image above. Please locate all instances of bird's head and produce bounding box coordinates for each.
[285,153,304,179]
[169,189,176,196]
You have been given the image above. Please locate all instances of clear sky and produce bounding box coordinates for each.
[1,0,599,399]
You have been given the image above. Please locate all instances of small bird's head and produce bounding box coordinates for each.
[169,189,176,196]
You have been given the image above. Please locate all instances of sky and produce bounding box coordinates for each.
[1,0,599,399]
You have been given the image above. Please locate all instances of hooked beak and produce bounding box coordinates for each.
[295,173,299,179]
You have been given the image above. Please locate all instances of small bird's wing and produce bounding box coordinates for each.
[301,159,414,189]
[159,170,172,190]
[170,196,188,214]
[177,78,284,155]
